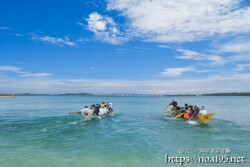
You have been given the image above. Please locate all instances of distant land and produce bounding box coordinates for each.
[8,92,249,96]
[17,93,94,96]
[164,93,250,96]
[201,92,250,96]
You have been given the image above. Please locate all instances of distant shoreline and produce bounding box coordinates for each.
[0,94,16,98]
[3,92,248,97]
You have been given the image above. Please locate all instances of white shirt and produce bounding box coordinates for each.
[199,109,207,115]
[99,108,108,115]
[81,108,93,116]
[104,108,109,114]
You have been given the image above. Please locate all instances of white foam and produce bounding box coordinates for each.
[83,117,93,121]
[164,116,175,120]
[41,128,47,132]
[187,121,198,125]
[69,121,78,125]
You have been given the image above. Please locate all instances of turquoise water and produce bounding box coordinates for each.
[0,96,249,167]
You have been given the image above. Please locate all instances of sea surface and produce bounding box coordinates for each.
[0,96,249,167]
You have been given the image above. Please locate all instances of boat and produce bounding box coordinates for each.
[196,112,214,124]
[69,103,114,119]
[164,105,214,124]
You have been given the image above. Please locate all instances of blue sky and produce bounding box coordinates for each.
[0,0,250,94]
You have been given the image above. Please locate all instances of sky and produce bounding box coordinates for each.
[0,0,250,94]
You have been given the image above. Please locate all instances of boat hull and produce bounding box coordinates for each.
[196,112,215,124]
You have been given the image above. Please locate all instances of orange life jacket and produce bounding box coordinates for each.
[184,110,190,118]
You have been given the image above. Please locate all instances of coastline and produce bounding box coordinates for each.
[0,94,16,98]
[0,96,16,98]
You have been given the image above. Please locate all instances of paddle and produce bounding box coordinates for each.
[174,113,184,119]
[163,104,169,110]
[165,110,173,114]
[69,111,81,115]
[166,109,182,114]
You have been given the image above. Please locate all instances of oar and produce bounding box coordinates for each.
[163,104,169,110]
[165,110,174,114]
[174,113,184,119]
[69,111,81,115]
[166,109,181,114]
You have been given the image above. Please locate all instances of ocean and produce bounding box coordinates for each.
[0,96,249,167]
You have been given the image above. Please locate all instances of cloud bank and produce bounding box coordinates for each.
[1,73,250,94]
[105,0,250,43]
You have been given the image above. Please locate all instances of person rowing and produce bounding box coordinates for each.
[90,104,95,110]
[187,105,194,119]
[80,105,93,117]
[183,107,191,119]
[93,104,99,115]
[99,105,109,116]
[69,105,93,116]
[101,101,107,108]
[169,99,177,107]
[197,106,207,116]
[169,99,179,113]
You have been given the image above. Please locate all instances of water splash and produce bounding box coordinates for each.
[187,120,198,125]
[41,128,47,132]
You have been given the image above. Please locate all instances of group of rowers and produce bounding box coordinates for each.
[169,100,207,120]
[72,102,113,117]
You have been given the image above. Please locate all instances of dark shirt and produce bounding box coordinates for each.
[94,106,100,115]
[170,101,177,107]
[194,109,199,116]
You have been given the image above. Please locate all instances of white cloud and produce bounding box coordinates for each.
[32,35,75,46]
[107,0,250,42]
[217,38,250,62]
[220,40,250,53]
[230,54,250,62]
[20,73,53,77]
[0,65,52,77]
[233,64,250,71]
[88,13,106,31]
[0,26,12,30]
[14,33,24,36]
[157,45,173,49]
[0,66,24,73]
[158,67,210,77]
[1,73,250,94]
[86,12,127,44]
[175,49,225,65]
[158,67,195,77]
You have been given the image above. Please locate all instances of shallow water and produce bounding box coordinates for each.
[0,96,249,166]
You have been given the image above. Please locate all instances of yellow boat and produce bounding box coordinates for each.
[196,113,215,124]
[164,105,215,124]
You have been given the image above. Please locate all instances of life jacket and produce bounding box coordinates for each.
[184,110,190,118]
[101,103,106,108]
